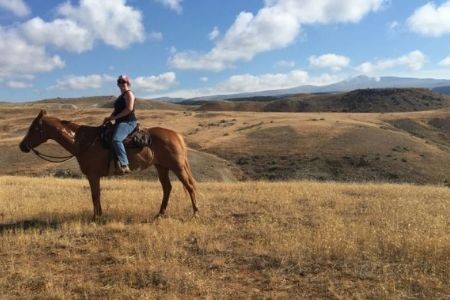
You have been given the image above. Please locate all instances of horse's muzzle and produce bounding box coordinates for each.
[19,141,31,153]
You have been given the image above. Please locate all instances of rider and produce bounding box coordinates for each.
[103,75,137,175]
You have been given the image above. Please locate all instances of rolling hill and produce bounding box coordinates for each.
[1,103,449,185]
[195,88,450,113]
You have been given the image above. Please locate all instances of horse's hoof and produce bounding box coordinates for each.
[154,213,166,220]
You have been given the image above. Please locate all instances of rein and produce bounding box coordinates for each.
[31,148,74,163]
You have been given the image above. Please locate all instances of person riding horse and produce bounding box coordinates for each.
[103,75,137,175]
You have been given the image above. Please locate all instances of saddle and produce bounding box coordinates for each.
[100,122,152,149]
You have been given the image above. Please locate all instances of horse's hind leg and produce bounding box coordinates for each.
[87,176,102,219]
[155,164,172,218]
[173,166,198,216]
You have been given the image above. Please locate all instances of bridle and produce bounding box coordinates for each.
[25,120,99,164]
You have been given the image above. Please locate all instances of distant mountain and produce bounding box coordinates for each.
[433,86,450,95]
[323,75,450,92]
[188,75,450,101]
[195,88,450,113]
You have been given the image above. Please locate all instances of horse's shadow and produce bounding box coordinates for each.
[0,210,186,233]
[0,218,60,233]
[0,211,132,234]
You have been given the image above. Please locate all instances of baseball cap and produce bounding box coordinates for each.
[117,75,130,84]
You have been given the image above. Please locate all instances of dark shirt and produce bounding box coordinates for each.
[112,91,137,123]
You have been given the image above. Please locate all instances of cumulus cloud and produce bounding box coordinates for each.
[169,0,385,71]
[407,1,450,37]
[20,17,93,53]
[58,0,145,49]
[134,72,177,92]
[0,0,30,17]
[309,54,350,71]
[19,0,145,53]
[439,56,450,66]
[356,50,426,75]
[0,0,146,80]
[155,0,183,14]
[50,74,114,90]
[0,28,65,79]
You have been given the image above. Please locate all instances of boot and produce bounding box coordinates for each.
[115,164,131,175]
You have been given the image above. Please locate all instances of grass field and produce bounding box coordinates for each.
[1,176,449,298]
[1,106,450,183]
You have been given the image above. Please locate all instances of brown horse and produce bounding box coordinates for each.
[19,110,198,219]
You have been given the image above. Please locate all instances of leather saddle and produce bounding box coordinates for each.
[100,122,152,149]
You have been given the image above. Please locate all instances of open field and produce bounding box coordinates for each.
[0,176,449,298]
[1,105,449,184]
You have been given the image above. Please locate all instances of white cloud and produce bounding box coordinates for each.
[169,46,177,54]
[200,77,209,82]
[149,31,163,41]
[407,1,450,37]
[1,0,146,82]
[209,26,220,41]
[20,17,94,53]
[309,54,350,71]
[51,73,177,92]
[217,70,310,93]
[356,50,426,75]
[0,27,65,79]
[155,0,183,14]
[275,60,296,68]
[151,69,340,98]
[134,72,177,92]
[439,56,450,66]
[0,0,30,17]
[50,74,114,90]
[169,0,385,71]
[58,0,145,49]
[5,80,32,89]
[388,21,399,30]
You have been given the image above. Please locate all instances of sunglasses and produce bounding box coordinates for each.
[117,80,126,85]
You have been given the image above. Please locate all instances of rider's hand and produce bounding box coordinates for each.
[103,116,114,124]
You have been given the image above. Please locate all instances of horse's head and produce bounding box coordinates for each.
[19,110,50,153]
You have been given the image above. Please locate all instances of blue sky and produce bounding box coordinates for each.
[1,0,450,101]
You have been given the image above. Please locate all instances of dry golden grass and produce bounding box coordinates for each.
[1,176,449,299]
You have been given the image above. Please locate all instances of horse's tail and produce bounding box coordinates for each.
[177,133,197,195]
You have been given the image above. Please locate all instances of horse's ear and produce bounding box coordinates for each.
[38,109,47,118]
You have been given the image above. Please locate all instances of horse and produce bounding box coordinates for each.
[19,110,198,220]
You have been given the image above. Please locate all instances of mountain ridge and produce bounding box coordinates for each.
[185,75,450,102]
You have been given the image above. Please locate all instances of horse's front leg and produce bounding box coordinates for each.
[87,175,102,220]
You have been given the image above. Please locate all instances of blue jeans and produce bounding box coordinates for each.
[112,120,137,166]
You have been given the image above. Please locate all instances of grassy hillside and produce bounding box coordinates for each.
[1,176,449,298]
[196,88,450,113]
[1,106,449,184]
